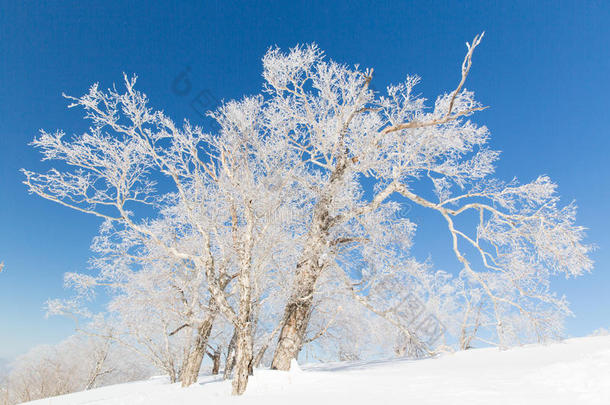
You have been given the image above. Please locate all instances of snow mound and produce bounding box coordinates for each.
[25,335,610,405]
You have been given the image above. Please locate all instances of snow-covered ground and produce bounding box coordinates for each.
[26,335,610,405]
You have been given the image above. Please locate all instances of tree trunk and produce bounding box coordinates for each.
[270,276,315,370]
[168,368,178,384]
[253,343,269,369]
[231,260,254,395]
[271,156,349,370]
[180,315,215,387]
[231,323,253,395]
[180,272,234,386]
[211,348,221,375]
[85,339,111,390]
[271,226,328,370]
[223,331,237,380]
[228,202,257,395]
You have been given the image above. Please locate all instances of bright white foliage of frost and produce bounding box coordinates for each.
[22,34,592,394]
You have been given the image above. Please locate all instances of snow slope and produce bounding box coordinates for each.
[26,335,610,405]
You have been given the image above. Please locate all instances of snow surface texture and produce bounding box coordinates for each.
[26,335,610,404]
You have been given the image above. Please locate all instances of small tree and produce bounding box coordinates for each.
[3,333,151,404]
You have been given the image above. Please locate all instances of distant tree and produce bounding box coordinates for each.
[2,332,151,404]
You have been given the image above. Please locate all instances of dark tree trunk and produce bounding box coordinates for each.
[223,329,237,380]
[270,275,316,370]
[210,347,221,375]
[180,273,234,386]
[180,316,215,387]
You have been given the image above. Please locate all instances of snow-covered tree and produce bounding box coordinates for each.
[23,78,308,394]
[89,218,225,386]
[23,34,593,395]
[256,34,592,368]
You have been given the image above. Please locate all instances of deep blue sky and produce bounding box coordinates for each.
[1,1,609,359]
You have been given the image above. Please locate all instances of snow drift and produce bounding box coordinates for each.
[24,335,610,405]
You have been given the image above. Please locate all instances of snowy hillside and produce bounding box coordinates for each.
[26,335,610,405]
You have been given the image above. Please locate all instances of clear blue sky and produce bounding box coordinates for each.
[1,0,609,359]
